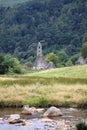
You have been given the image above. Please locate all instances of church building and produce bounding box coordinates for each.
[33,42,55,70]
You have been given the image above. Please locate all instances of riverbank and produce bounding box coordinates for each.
[0,107,87,130]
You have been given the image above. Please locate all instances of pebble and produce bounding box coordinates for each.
[22,120,33,126]
[41,118,53,122]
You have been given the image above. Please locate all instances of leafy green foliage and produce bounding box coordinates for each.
[58,50,68,66]
[0,54,7,74]
[0,0,87,63]
[76,122,87,130]
[0,53,23,74]
[65,59,73,66]
[70,53,80,64]
[45,52,58,66]
[0,0,29,7]
[81,42,87,58]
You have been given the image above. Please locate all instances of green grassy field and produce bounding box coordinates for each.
[27,65,87,78]
[0,65,87,108]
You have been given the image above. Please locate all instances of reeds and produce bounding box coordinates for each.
[0,77,87,87]
[0,83,87,108]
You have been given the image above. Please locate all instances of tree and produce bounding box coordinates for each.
[81,42,87,58]
[5,56,23,74]
[0,0,87,63]
[70,53,80,64]
[0,53,6,74]
[45,52,58,66]
[0,53,23,74]
[58,50,68,65]
[65,59,73,66]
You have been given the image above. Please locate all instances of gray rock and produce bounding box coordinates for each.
[22,120,33,126]
[22,105,29,110]
[8,114,22,124]
[46,61,55,69]
[37,108,45,113]
[21,107,37,115]
[43,106,62,117]
[22,106,45,115]
[68,108,78,112]
[9,114,20,120]
[75,56,86,65]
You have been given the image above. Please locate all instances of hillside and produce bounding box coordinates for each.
[0,0,29,7]
[0,0,87,62]
[27,65,87,78]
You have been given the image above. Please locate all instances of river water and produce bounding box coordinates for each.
[0,108,87,130]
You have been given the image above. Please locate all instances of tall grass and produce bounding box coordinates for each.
[0,65,87,107]
[0,77,87,87]
[0,84,87,108]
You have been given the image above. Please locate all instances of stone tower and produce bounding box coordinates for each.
[33,42,48,70]
[37,42,42,56]
[33,42,55,70]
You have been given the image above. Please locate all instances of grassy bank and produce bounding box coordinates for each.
[0,65,87,108]
[0,84,87,108]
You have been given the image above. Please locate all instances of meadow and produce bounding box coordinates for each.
[27,65,87,78]
[0,65,87,108]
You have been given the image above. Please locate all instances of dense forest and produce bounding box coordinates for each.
[0,0,87,63]
[0,0,29,7]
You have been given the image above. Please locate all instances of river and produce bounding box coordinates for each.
[0,108,87,130]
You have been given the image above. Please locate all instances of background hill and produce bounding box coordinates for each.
[0,0,29,7]
[0,0,87,63]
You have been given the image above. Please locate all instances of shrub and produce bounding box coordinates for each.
[81,42,87,58]
[70,53,80,64]
[65,59,73,66]
[0,53,23,74]
[45,52,59,67]
[76,122,87,130]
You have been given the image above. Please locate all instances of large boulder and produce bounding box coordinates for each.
[43,106,62,117]
[8,114,22,124]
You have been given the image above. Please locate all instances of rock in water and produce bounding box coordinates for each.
[43,106,62,117]
[8,114,22,124]
[22,105,45,115]
[22,105,29,110]
[22,120,32,126]
[37,108,45,113]
[41,118,53,122]
[21,107,37,115]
